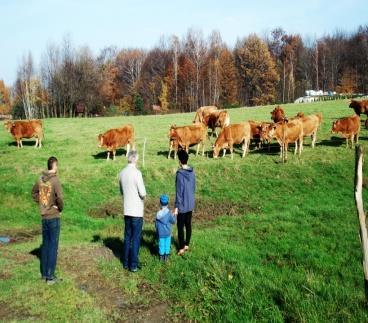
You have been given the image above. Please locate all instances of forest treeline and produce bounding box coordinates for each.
[0,26,367,118]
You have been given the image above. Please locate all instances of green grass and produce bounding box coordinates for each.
[1,99,368,321]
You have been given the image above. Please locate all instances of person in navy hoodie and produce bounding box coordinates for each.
[155,194,176,261]
[174,150,196,256]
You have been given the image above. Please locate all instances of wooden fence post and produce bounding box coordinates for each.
[354,145,368,301]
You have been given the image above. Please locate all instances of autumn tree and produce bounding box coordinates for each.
[235,34,279,106]
[0,80,11,114]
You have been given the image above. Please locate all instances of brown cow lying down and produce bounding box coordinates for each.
[4,120,43,148]
[168,124,207,159]
[270,106,285,123]
[331,115,360,148]
[266,119,304,160]
[203,110,230,137]
[97,124,135,160]
[212,123,251,159]
[349,100,368,116]
[193,106,218,123]
[292,112,323,149]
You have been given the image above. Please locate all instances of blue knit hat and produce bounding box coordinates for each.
[160,194,169,206]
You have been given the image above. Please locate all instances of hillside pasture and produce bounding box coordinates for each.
[0,100,368,321]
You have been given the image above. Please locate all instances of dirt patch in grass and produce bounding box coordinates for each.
[0,227,40,243]
[0,301,39,321]
[59,245,170,322]
[88,197,256,223]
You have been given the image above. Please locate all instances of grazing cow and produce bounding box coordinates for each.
[212,123,251,159]
[270,106,286,123]
[4,119,43,148]
[349,100,368,116]
[97,124,135,160]
[331,115,360,148]
[203,110,230,136]
[248,120,266,149]
[267,119,304,160]
[168,124,207,159]
[292,112,323,149]
[193,106,218,123]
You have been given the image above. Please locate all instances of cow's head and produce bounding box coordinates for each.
[3,121,13,132]
[331,120,339,133]
[168,125,177,138]
[212,144,220,159]
[296,112,305,118]
[97,134,104,147]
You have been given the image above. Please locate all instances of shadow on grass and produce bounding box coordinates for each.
[7,141,37,147]
[317,136,345,147]
[92,148,127,160]
[29,246,42,277]
[92,229,158,264]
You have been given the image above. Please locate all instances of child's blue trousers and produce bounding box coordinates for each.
[158,236,171,255]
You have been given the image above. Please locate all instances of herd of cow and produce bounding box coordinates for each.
[2,99,368,161]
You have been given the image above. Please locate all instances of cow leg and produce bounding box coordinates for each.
[196,143,200,156]
[311,132,316,148]
[106,151,110,161]
[299,138,303,155]
[38,137,42,148]
[20,140,23,148]
[34,138,38,148]
[346,138,349,148]
[174,149,177,160]
[294,141,298,155]
[126,143,130,157]
[168,142,173,159]
[285,142,288,160]
[202,142,205,156]
[113,150,116,161]
[356,134,359,145]
[222,148,226,157]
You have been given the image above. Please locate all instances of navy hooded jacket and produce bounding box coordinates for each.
[175,166,196,213]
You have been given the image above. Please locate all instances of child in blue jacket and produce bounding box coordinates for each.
[155,195,176,261]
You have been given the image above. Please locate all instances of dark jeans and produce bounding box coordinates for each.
[123,216,143,270]
[41,218,60,280]
[177,211,192,250]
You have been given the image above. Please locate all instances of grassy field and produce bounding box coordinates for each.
[1,100,368,322]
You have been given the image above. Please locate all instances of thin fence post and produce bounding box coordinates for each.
[354,145,368,302]
[142,137,147,168]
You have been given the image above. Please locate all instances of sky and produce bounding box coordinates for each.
[1,0,367,85]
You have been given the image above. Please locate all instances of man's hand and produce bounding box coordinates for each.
[173,208,178,216]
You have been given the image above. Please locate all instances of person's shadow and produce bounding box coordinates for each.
[29,246,42,276]
[92,229,159,264]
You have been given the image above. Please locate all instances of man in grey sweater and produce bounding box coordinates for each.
[119,151,146,272]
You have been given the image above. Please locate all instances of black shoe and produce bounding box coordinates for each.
[123,265,129,270]
[129,267,138,273]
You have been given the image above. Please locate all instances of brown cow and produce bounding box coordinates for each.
[292,112,323,149]
[331,115,360,148]
[270,106,286,123]
[168,124,207,159]
[248,120,264,149]
[267,119,304,160]
[212,123,251,159]
[193,106,218,123]
[349,100,368,116]
[203,110,230,136]
[97,124,135,160]
[4,119,43,148]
